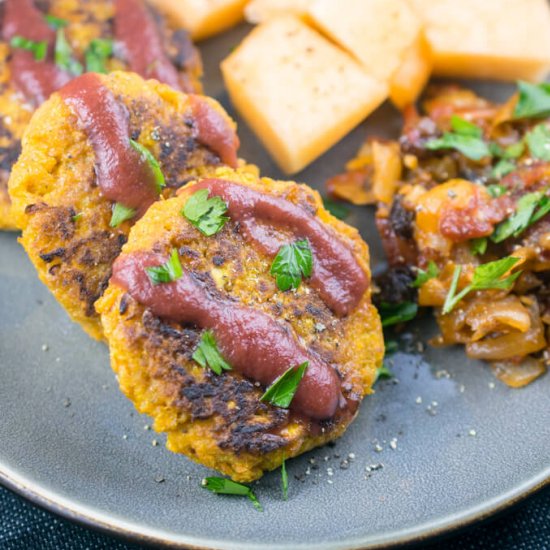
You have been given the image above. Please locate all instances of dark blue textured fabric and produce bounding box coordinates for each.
[0,484,548,549]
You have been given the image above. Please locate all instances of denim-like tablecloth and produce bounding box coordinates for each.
[0,484,548,549]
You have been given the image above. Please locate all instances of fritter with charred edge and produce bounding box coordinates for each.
[9,71,242,340]
[0,0,203,230]
[96,168,383,482]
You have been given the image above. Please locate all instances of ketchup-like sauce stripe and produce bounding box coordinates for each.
[3,0,71,106]
[59,73,159,215]
[187,179,368,317]
[112,252,343,420]
[114,0,183,92]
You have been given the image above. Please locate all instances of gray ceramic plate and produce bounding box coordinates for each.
[1,24,549,550]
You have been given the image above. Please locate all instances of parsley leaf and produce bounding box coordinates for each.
[323,197,350,220]
[487,184,507,198]
[281,458,288,500]
[379,301,418,327]
[129,139,165,194]
[10,36,48,61]
[492,192,546,243]
[490,141,525,160]
[412,261,439,288]
[182,189,229,236]
[201,477,262,511]
[85,38,113,74]
[192,330,231,375]
[514,81,550,119]
[270,239,313,291]
[425,133,490,161]
[442,257,522,314]
[470,237,488,256]
[530,195,550,224]
[491,159,516,179]
[109,203,136,227]
[525,123,550,161]
[54,29,83,75]
[145,248,183,285]
[44,15,68,30]
[260,362,308,409]
[374,363,393,383]
[450,115,482,137]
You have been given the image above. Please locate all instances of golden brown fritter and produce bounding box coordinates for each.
[9,71,243,340]
[96,167,384,482]
[0,0,202,230]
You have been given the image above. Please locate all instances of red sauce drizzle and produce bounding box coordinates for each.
[111,252,344,420]
[58,73,158,215]
[114,0,183,91]
[3,0,71,106]
[186,179,368,317]
[188,95,240,168]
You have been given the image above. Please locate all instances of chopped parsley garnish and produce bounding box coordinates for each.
[182,189,229,236]
[270,239,313,291]
[260,362,308,409]
[145,248,183,285]
[109,202,136,227]
[323,197,350,220]
[192,330,231,375]
[492,191,549,243]
[281,458,288,500]
[486,184,507,198]
[130,139,165,194]
[442,257,522,314]
[85,38,113,74]
[10,36,47,61]
[201,477,262,511]
[525,123,550,161]
[44,14,68,30]
[54,28,83,76]
[412,261,439,288]
[470,237,488,256]
[514,81,550,119]
[374,363,393,383]
[491,158,515,179]
[489,141,525,160]
[425,115,490,161]
[385,339,398,354]
[379,301,418,327]
[71,212,82,223]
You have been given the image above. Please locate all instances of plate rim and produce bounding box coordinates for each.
[1,459,548,549]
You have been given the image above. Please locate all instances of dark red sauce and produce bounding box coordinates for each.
[3,0,71,106]
[112,252,343,420]
[186,179,368,316]
[188,95,240,168]
[58,73,158,215]
[114,0,183,91]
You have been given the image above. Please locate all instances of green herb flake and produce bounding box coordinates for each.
[503,141,525,159]
[260,362,308,409]
[525,123,550,161]
[182,188,229,236]
[425,132,490,161]
[412,261,439,288]
[130,139,165,194]
[487,184,507,198]
[109,203,136,227]
[10,36,48,61]
[322,197,350,220]
[281,458,288,500]
[145,248,183,285]
[470,237,488,256]
[201,477,262,511]
[442,257,522,314]
[492,191,546,243]
[491,159,516,179]
[379,301,418,327]
[85,38,113,74]
[192,330,232,375]
[385,339,398,355]
[270,239,313,291]
[54,29,83,76]
[514,81,550,120]
[71,212,82,223]
[44,14,68,30]
[450,115,482,137]
[375,362,393,383]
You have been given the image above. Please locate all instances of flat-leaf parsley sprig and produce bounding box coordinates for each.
[270,239,313,291]
[182,189,229,236]
[146,248,183,285]
[260,362,308,409]
[193,330,232,375]
[201,477,262,511]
